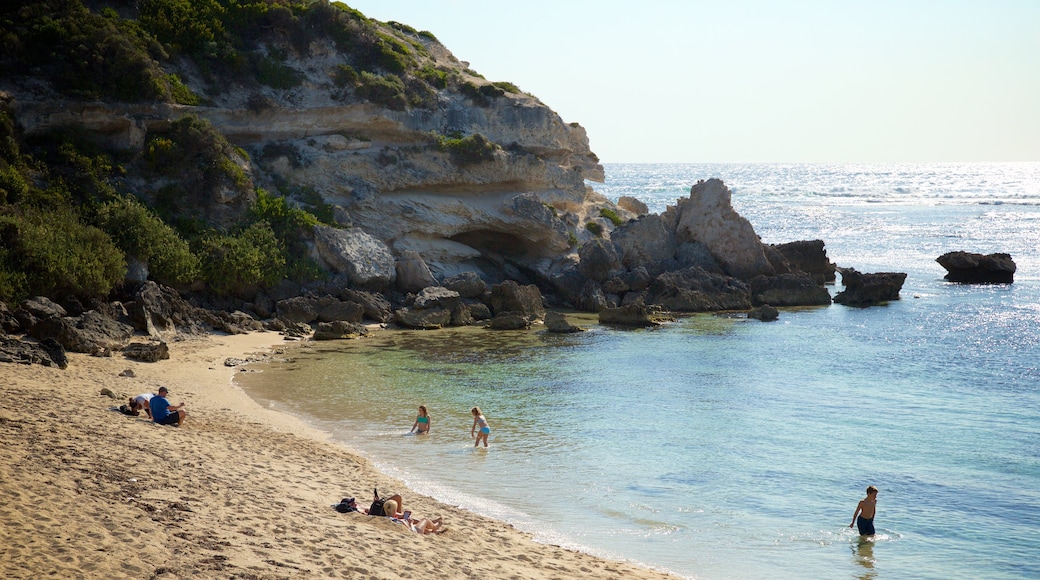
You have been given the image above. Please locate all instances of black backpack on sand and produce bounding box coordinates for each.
[368,498,385,516]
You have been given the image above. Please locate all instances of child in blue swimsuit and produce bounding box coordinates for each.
[410,405,431,434]
[470,406,490,448]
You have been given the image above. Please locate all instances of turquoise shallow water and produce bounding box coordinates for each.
[239,164,1040,579]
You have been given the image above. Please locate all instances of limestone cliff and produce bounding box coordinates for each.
[5,14,607,287]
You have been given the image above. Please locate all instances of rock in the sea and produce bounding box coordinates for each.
[771,240,837,284]
[598,300,673,327]
[489,281,545,320]
[750,272,831,307]
[444,271,487,298]
[936,251,1016,284]
[544,311,585,333]
[747,304,780,321]
[313,321,368,340]
[394,307,451,329]
[488,311,531,330]
[645,267,752,312]
[833,268,907,306]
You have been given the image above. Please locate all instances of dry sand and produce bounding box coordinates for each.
[0,331,678,579]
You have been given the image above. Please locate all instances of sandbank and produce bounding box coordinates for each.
[0,331,677,579]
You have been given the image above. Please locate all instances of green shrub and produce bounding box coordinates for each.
[356,72,407,110]
[599,207,622,226]
[417,66,448,89]
[0,208,126,301]
[0,165,29,204]
[585,221,603,236]
[197,221,286,297]
[93,196,200,286]
[255,55,302,89]
[435,132,498,166]
[333,64,360,87]
[492,81,521,94]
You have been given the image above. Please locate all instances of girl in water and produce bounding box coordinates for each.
[410,405,431,435]
[470,406,490,448]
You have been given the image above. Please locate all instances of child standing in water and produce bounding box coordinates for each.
[470,406,490,448]
[850,485,879,536]
[410,405,431,435]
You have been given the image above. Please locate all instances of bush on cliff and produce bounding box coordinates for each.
[0,208,126,302]
[92,196,200,286]
[435,132,498,166]
[197,221,286,298]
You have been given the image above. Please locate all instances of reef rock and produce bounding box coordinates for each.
[833,268,907,306]
[936,251,1016,284]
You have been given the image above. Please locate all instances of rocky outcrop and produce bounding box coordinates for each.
[489,281,545,321]
[666,179,774,280]
[747,304,780,321]
[771,240,837,284]
[750,272,831,307]
[833,268,907,306]
[645,268,752,312]
[0,336,68,368]
[544,311,585,333]
[313,321,368,340]
[395,250,437,293]
[936,251,1016,284]
[598,300,673,327]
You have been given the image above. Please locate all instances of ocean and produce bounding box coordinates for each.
[237,163,1040,579]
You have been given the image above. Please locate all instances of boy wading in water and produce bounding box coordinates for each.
[850,485,879,536]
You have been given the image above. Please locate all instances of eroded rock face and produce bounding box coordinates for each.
[668,179,775,280]
[936,251,1016,284]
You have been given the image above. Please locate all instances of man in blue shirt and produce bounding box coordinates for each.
[149,386,187,426]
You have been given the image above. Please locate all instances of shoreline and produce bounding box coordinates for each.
[0,330,679,579]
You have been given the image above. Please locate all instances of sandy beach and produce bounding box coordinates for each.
[0,331,678,580]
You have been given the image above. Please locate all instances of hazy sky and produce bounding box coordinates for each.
[345,1,1040,163]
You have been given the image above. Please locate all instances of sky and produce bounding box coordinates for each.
[345,1,1040,163]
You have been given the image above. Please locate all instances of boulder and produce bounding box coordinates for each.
[0,336,67,368]
[622,267,653,293]
[413,286,462,310]
[275,296,322,324]
[122,341,170,362]
[936,251,1016,284]
[598,300,672,327]
[29,310,135,354]
[467,302,492,321]
[197,310,264,335]
[341,289,393,323]
[488,311,531,330]
[395,250,437,293]
[489,281,545,320]
[668,179,774,280]
[313,321,368,340]
[0,302,22,334]
[544,311,585,333]
[750,272,831,307]
[747,304,780,322]
[645,267,752,312]
[575,280,609,312]
[674,241,724,274]
[318,300,364,323]
[129,282,208,336]
[611,214,676,270]
[444,271,487,298]
[394,307,451,329]
[833,268,907,306]
[14,296,67,331]
[771,240,837,284]
[616,196,649,216]
[313,225,396,290]
[577,238,622,283]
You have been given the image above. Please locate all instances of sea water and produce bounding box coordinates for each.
[237,163,1040,579]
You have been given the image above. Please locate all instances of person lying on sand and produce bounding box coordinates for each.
[404,515,446,535]
[128,393,154,419]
